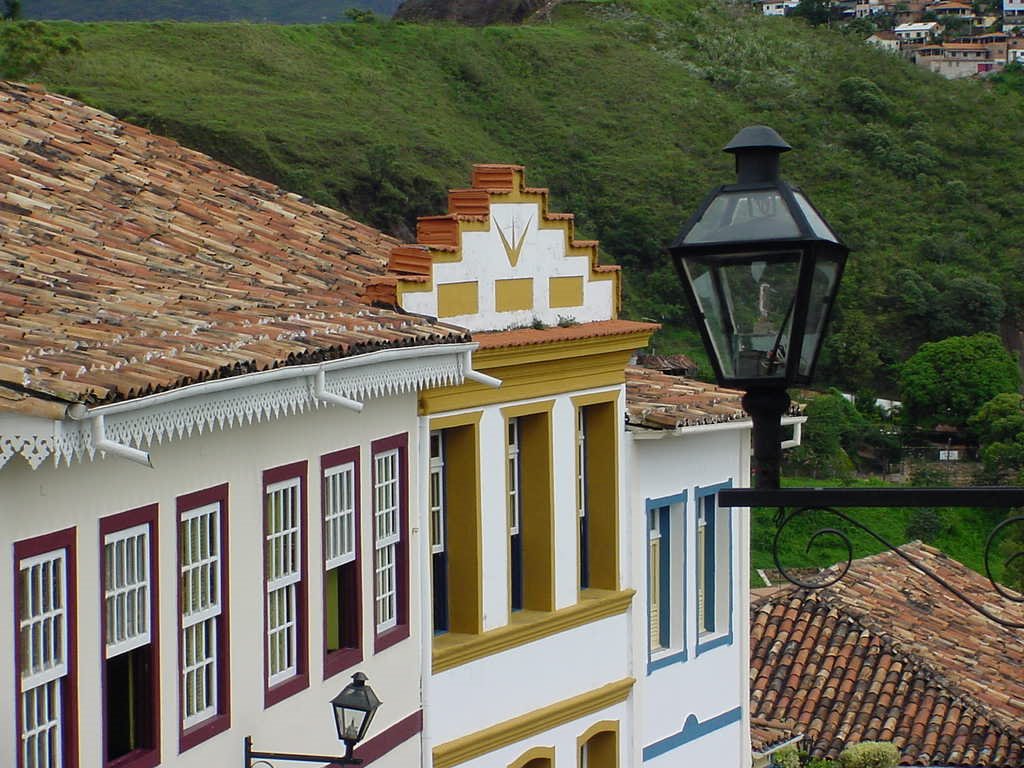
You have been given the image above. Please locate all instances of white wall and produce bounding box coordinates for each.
[628,426,752,768]
[401,202,615,331]
[1,394,424,768]
[423,385,631,763]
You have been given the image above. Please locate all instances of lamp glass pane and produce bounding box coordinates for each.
[336,705,367,742]
[792,191,840,243]
[682,190,800,245]
[798,254,843,378]
[685,253,801,381]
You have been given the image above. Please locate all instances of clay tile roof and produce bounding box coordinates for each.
[751,543,1024,765]
[472,319,658,350]
[635,352,699,376]
[0,82,469,415]
[625,365,750,430]
[751,717,802,754]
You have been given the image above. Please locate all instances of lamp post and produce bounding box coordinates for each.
[244,672,382,767]
[669,127,1024,630]
[669,125,849,488]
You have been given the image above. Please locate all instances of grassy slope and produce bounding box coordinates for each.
[750,477,1008,586]
[31,2,1024,362]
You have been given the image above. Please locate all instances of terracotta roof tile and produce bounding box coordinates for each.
[625,366,748,429]
[0,82,469,415]
[751,543,1024,765]
[473,320,658,350]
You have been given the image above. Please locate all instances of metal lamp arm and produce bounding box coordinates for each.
[245,736,361,767]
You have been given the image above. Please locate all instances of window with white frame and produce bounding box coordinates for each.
[323,452,360,671]
[105,525,150,656]
[429,432,449,633]
[324,463,356,568]
[101,509,158,765]
[507,417,523,611]
[180,502,221,729]
[648,509,665,652]
[266,478,302,686]
[645,493,686,670]
[374,449,400,633]
[576,408,589,589]
[18,549,69,768]
[696,488,732,650]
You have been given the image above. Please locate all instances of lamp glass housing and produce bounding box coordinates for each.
[330,673,382,747]
[672,181,847,389]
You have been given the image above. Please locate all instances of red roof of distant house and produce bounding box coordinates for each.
[750,543,1024,765]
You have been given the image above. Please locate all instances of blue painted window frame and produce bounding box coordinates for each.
[695,479,733,656]
[644,491,686,674]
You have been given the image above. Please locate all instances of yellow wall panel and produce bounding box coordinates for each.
[549,276,584,309]
[495,278,534,312]
[438,281,479,317]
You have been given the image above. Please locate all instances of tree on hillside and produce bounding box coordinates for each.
[898,333,1021,429]
[3,1,21,20]
[969,392,1024,482]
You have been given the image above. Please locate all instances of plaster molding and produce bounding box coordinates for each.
[0,353,465,470]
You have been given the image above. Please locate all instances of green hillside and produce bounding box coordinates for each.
[22,0,399,23]
[25,1,1024,387]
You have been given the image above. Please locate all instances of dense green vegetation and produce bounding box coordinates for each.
[23,0,1024,388]
[22,0,398,23]
[750,476,1012,585]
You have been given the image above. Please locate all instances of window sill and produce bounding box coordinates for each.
[696,631,732,656]
[374,623,410,655]
[432,588,634,673]
[180,713,230,753]
[264,672,309,708]
[324,647,363,680]
[647,648,687,674]
[106,748,160,768]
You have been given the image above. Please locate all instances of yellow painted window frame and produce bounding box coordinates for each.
[508,746,555,768]
[577,720,620,768]
[428,412,484,636]
[571,391,620,593]
[501,400,556,615]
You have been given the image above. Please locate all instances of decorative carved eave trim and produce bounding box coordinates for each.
[0,345,470,471]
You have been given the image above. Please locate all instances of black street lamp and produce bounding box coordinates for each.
[245,672,382,767]
[672,127,1024,631]
[669,125,849,488]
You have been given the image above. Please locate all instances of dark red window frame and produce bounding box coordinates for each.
[176,483,231,751]
[13,526,79,768]
[371,433,410,654]
[321,447,363,679]
[99,504,161,768]
[262,460,310,708]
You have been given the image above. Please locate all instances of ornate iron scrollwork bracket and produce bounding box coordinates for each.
[720,487,1024,630]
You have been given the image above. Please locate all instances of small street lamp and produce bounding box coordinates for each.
[669,125,849,488]
[245,672,382,767]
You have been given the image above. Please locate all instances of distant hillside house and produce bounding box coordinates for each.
[1005,0,1024,30]
[760,0,799,16]
[855,0,888,18]
[895,20,942,42]
[867,29,901,50]
[914,42,996,76]
[927,0,975,18]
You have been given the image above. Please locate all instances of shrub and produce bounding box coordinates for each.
[837,741,899,768]
[905,507,942,541]
[838,76,891,116]
[772,745,800,768]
